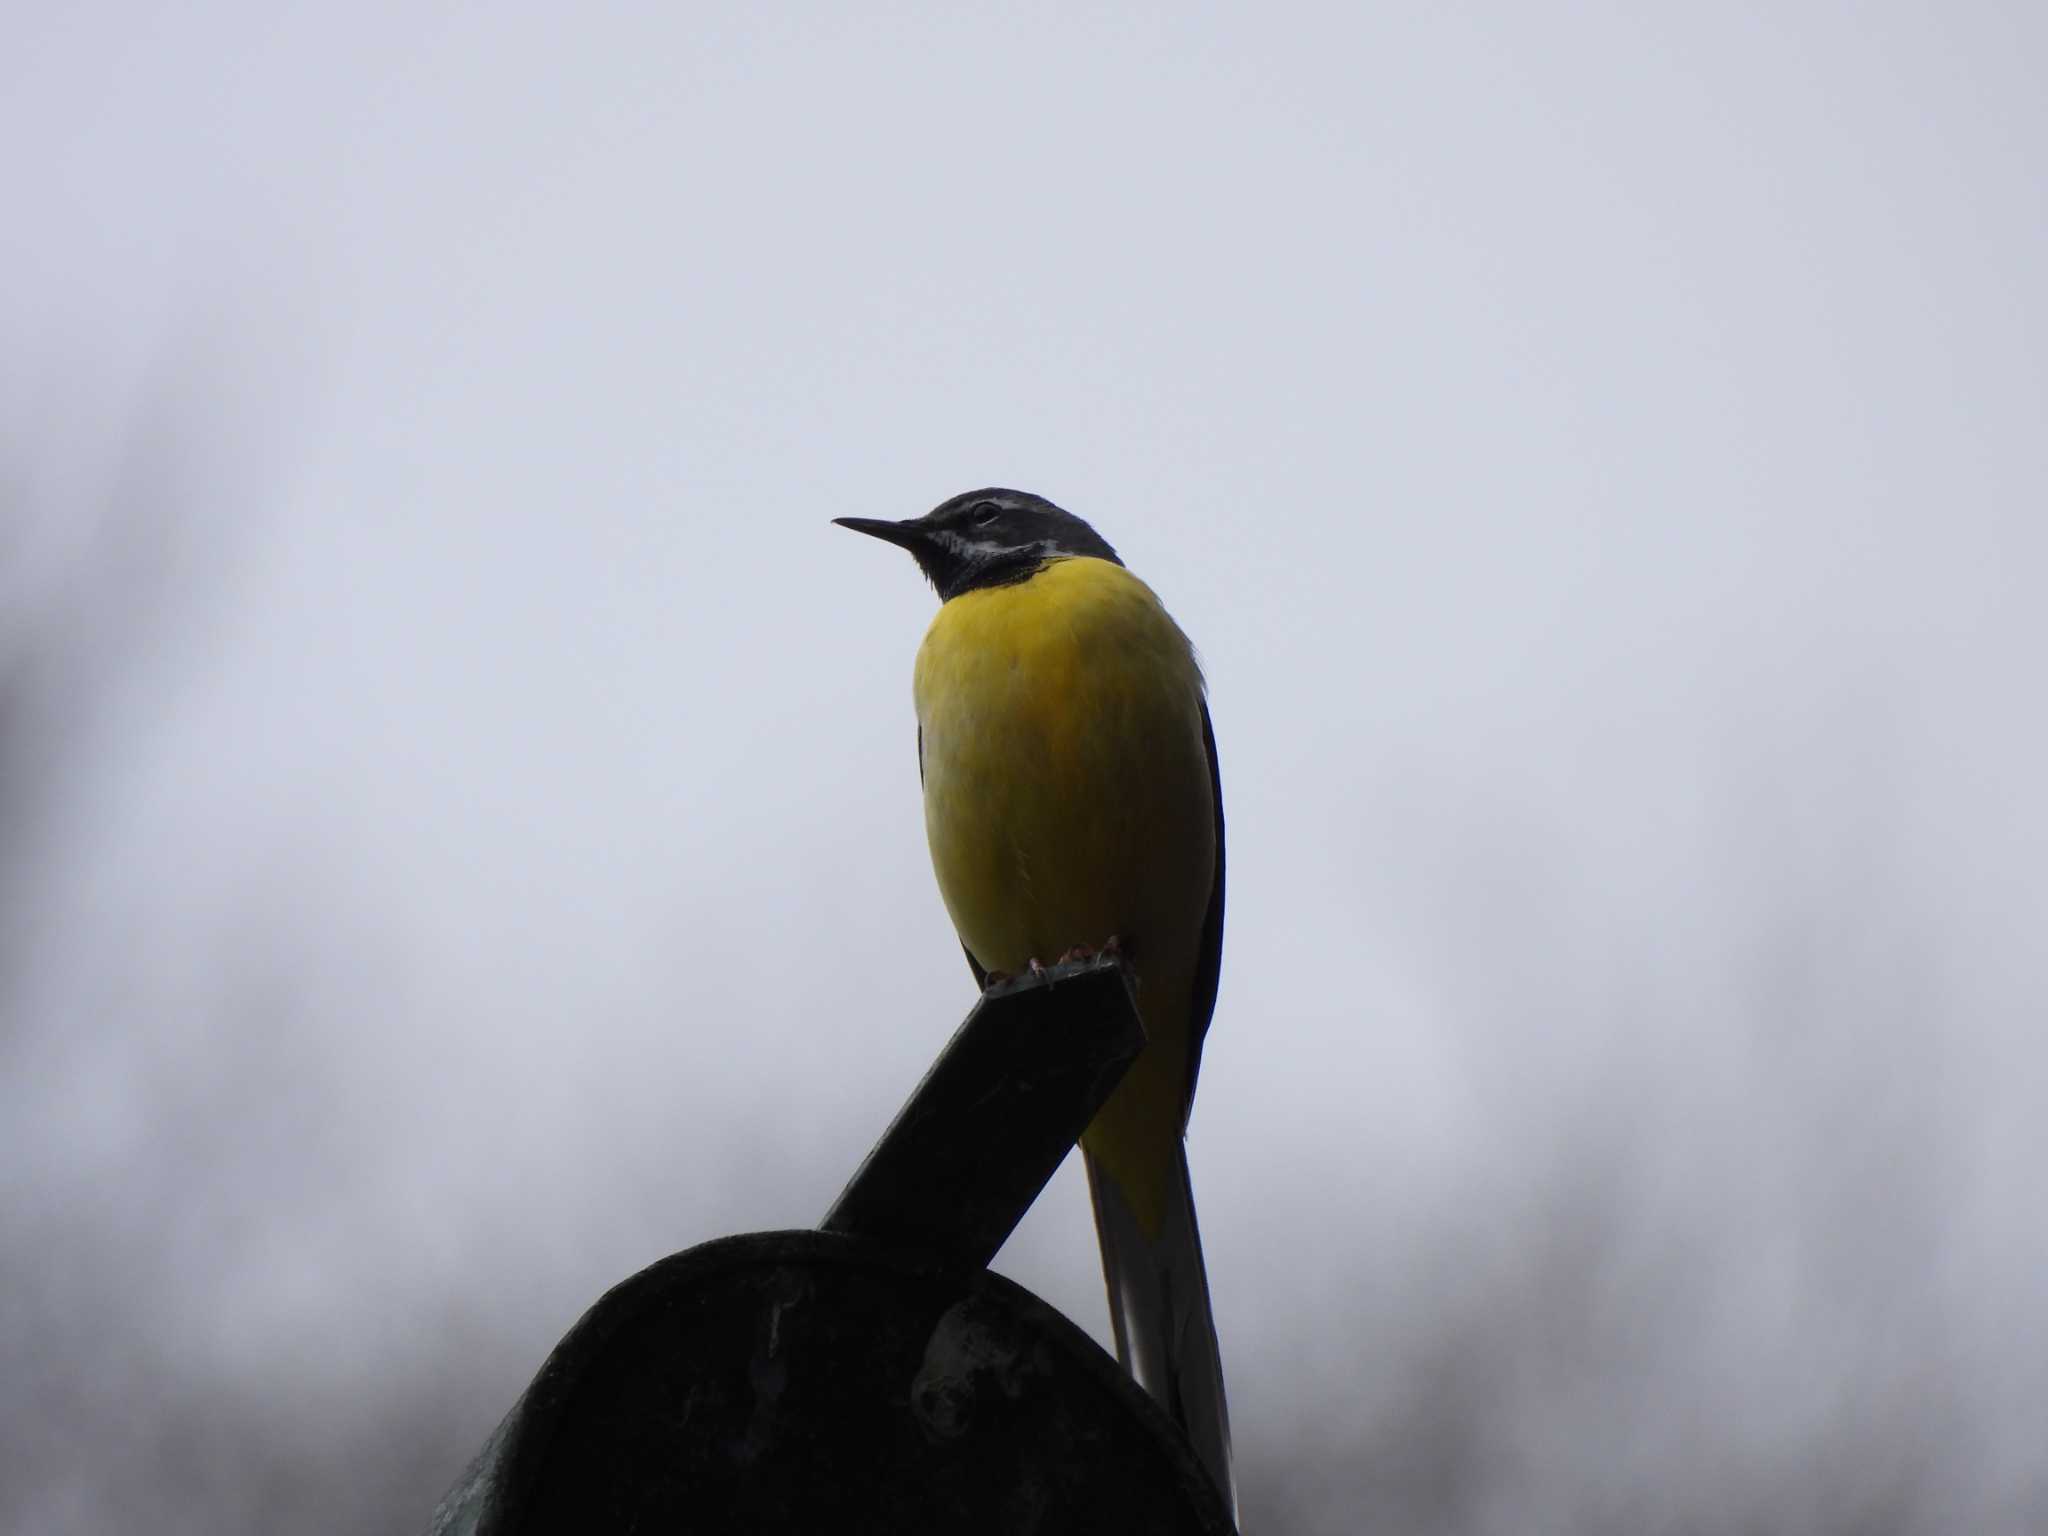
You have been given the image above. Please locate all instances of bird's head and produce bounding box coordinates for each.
[834,489,1121,601]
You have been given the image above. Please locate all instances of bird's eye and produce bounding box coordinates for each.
[970,500,1001,527]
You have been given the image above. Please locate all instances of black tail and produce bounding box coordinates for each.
[1084,1142,1237,1521]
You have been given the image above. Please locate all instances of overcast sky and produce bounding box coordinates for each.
[4,4,2046,1533]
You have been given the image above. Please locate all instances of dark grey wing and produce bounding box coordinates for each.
[921,722,988,989]
[1182,699,1225,1123]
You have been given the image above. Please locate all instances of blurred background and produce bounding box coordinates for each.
[4,4,2045,1532]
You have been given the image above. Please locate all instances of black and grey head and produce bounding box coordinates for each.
[833,488,1122,601]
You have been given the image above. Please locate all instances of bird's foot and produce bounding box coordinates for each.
[986,947,1109,993]
[983,959,1050,991]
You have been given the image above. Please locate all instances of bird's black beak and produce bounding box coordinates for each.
[832,516,929,553]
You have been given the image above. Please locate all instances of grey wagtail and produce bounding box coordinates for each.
[836,489,1234,1513]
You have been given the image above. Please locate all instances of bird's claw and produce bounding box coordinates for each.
[1054,935,1122,967]
[981,961,1049,991]
[984,938,1121,994]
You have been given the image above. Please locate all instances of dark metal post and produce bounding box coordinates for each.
[821,954,1146,1265]
[425,956,1235,1535]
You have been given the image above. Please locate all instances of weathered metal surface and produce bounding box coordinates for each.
[426,1230,1236,1535]
[423,956,1218,1533]
[821,954,1147,1267]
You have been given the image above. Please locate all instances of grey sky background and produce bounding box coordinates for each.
[4,4,2045,1532]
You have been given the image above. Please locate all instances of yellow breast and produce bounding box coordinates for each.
[913,556,1216,1219]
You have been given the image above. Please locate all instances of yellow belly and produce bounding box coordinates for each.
[914,556,1215,1227]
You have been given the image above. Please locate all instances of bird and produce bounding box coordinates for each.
[835,488,1234,1514]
